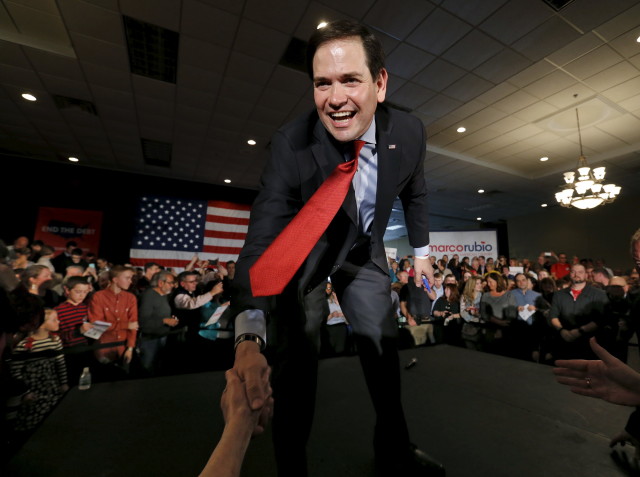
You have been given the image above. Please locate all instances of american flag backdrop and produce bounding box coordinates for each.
[129,196,250,270]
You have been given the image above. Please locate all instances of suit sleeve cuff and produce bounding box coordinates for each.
[413,245,430,259]
[234,309,267,345]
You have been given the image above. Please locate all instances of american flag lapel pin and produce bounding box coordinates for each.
[388,144,396,149]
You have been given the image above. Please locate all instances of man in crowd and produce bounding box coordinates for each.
[551,252,571,280]
[136,262,162,294]
[229,20,442,477]
[51,241,78,274]
[138,270,179,374]
[592,267,611,288]
[510,273,541,360]
[549,264,609,359]
[400,272,434,346]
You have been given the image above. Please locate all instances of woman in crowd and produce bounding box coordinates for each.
[460,276,484,350]
[480,272,518,356]
[21,265,60,308]
[322,282,350,356]
[432,283,462,346]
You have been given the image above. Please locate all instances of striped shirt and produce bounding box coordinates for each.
[54,301,89,348]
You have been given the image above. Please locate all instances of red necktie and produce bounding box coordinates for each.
[250,140,366,297]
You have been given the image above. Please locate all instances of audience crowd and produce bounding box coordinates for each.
[2,234,640,464]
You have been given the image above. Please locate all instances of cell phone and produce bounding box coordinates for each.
[208,259,218,265]
[422,276,431,292]
[544,252,551,257]
[88,263,96,268]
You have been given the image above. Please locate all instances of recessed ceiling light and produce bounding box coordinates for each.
[541,203,548,207]
[456,126,466,133]
[68,157,79,162]
[247,139,256,146]
[540,156,549,162]
[22,93,37,101]
[478,189,485,194]
[317,21,328,29]
[224,179,231,183]
[476,217,482,221]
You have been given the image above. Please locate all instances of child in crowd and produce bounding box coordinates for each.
[9,308,68,434]
[54,276,93,383]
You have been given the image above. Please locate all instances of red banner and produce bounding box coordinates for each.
[34,207,103,255]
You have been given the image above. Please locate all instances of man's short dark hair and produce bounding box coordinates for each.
[144,262,161,271]
[177,271,198,283]
[306,20,385,81]
[71,247,83,256]
[593,267,611,278]
[65,276,89,290]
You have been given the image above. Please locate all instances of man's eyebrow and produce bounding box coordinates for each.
[313,72,365,82]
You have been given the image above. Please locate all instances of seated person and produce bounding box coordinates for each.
[432,283,462,345]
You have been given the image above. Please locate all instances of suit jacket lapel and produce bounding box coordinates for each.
[372,106,399,239]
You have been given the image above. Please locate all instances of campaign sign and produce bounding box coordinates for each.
[34,207,103,254]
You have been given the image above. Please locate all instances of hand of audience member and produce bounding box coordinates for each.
[163,317,179,327]
[413,257,434,288]
[128,321,139,331]
[554,337,640,407]
[527,305,536,311]
[407,316,417,326]
[559,329,578,342]
[222,369,273,435]
[59,384,69,393]
[610,430,640,459]
[233,341,271,414]
[123,347,134,364]
[80,322,93,334]
[217,264,228,277]
[212,282,224,296]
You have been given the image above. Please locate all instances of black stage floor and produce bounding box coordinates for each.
[7,345,638,477]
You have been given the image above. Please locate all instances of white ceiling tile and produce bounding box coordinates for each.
[176,86,217,111]
[479,0,552,45]
[119,0,180,31]
[244,0,308,34]
[441,73,493,102]
[523,69,577,100]
[416,94,463,118]
[70,33,128,69]
[492,90,538,115]
[177,36,229,74]
[601,76,640,103]
[292,2,350,40]
[596,113,640,144]
[442,30,504,71]
[559,0,639,33]
[580,126,631,151]
[608,29,640,60]
[4,1,73,51]
[618,93,640,115]
[562,45,624,80]
[82,62,131,91]
[181,0,240,48]
[58,0,124,44]
[385,43,435,80]
[233,18,290,64]
[0,40,32,68]
[413,58,466,92]
[512,17,581,62]
[177,64,223,94]
[225,51,274,85]
[507,59,556,88]
[406,7,472,55]
[473,48,532,84]
[131,75,175,101]
[584,61,639,92]
[475,82,518,106]
[1,64,44,89]
[440,0,506,25]
[219,77,263,104]
[215,97,253,120]
[365,0,435,41]
[389,82,436,110]
[265,65,310,97]
[135,95,174,117]
[593,2,640,40]
[544,83,597,109]
[511,101,558,123]
[195,0,244,16]
[545,32,603,67]
[250,105,290,127]
[40,73,92,98]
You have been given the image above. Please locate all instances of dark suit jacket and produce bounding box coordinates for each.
[232,104,430,314]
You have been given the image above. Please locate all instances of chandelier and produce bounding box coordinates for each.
[555,108,621,210]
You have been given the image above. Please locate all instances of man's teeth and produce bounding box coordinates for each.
[330,111,354,121]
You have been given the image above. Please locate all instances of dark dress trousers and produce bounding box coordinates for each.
[231,104,430,476]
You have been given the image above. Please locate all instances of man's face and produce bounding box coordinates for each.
[397,271,409,284]
[570,265,587,285]
[558,254,567,263]
[444,275,456,286]
[227,262,236,275]
[181,275,198,292]
[146,265,161,278]
[516,275,528,290]
[538,270,549,280]
[159,276,176,295]
[434,276,443,288]
[66,284,90,305]
[633,241,640,273]
[113,271,133,291]
[313,38,387,143]
[71,254,82,264]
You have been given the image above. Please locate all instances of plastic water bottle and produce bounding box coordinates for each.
[79,367,91,390]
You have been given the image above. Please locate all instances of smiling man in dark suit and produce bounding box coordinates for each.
[229,20,443,476]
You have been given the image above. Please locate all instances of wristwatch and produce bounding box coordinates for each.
[234,333,266,351]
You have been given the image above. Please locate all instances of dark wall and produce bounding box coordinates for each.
[1,157,258,264]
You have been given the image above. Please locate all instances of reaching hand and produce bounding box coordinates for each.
[413,257,434,288]
[553,337,640,407]
[233,341,271,408]
[222,369,272,435]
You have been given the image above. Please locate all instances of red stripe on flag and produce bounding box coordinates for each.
[204,230,247,240]
[203,245,244,254]
[208,200,252,211]
[206,214,250,225]
[130,258,234,269]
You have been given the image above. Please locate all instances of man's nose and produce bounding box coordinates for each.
[328,83,347,107]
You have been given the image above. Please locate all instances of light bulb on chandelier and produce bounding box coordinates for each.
[555,98,621,210]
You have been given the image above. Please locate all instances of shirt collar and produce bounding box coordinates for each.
[358,118,377,145]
